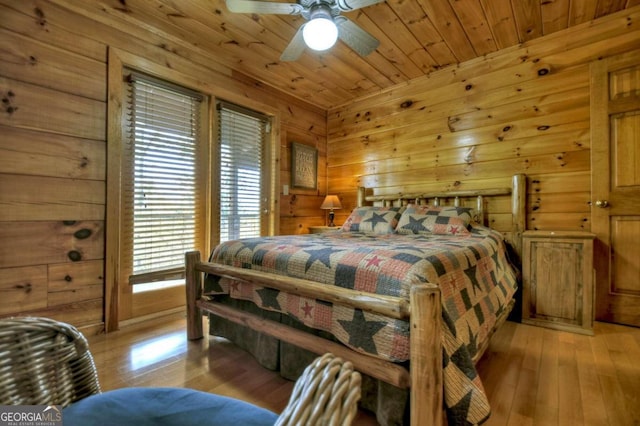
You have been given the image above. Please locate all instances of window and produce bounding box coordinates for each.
[123,72,208,290]
[217,102,270,242]
[107,49,277,326]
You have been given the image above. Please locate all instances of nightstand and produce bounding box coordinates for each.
[522,231,595,335]
[308,226,341,234]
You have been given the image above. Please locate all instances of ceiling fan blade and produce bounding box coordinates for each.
[225,0,304,15]
[335,0,385,11]
[335,16,379,57]
[280,26,306,61]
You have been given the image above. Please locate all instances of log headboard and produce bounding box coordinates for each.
[356,174,527,257]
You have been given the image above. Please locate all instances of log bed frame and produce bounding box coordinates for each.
[186,174,526,426]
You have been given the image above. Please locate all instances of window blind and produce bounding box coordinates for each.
[218,103,267,243]
[125,72,204,284]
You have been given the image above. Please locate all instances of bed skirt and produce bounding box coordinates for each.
[208,297,409,426]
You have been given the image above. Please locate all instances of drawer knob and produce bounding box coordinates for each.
[595,200,609,208]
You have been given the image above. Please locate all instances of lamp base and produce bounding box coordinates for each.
[328,211,335,227]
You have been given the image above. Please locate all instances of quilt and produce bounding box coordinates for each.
[204,226,518,425]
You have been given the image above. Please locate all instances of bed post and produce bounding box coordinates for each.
[511,174,527,258]
[357,187,366,207]
[410,283,443,426]
[186,251,204,340]
[476,195,484,225]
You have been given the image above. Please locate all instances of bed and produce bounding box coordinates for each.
[186,174,526,426]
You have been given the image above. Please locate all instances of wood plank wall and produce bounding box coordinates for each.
[0,0,326,328]
[327,7,640,234]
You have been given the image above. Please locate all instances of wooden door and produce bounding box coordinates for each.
[590,50,640,326]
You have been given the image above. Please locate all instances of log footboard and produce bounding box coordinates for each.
[185,250,444,426]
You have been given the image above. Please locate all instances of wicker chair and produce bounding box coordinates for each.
[0,316,101,407]
[0,317,361,426]
[276,352,362,426]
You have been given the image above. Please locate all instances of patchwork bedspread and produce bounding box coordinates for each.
[204,226,518,425]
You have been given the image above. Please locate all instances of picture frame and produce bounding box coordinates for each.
[291,142,318,189]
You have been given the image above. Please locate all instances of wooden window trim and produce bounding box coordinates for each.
[106,48,279,331]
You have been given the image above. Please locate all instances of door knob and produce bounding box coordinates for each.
[595,200,609,208]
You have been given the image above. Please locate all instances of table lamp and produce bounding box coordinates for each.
[320,195,342,227]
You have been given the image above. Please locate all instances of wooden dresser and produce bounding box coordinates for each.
[522,231,596,335]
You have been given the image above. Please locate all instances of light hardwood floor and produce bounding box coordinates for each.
[87,314,640,425]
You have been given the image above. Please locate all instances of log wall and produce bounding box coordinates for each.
[0,1,326,328]
[326,7,640,234]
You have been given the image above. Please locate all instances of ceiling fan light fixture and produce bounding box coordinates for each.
[225,0,382,61]
[303,16,338,51]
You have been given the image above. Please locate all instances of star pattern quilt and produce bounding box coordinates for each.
[204,226,518,425]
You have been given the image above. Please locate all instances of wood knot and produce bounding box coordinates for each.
[34,7,47,26]
[74,228,92,239]
[65,275,73,282]
[68,250,82,262]
[537,125,550,131]
[400,100,413,109]
[2,91,18,115]
[465,84,472,91]
[16,283,32,293]
[537,66,550,76]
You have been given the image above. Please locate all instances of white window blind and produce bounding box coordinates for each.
[125,72,204,285]
[218,103,268,242]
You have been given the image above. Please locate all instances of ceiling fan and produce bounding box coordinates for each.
[225,0,384,61]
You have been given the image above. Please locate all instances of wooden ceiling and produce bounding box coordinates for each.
[70,0,637,109]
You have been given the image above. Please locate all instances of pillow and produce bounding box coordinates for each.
[396,204,472,235]
[341,206,405,234]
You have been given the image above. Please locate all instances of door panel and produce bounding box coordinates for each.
[590,50,640,326]
[611,217,640,296]
[612,112,640,188]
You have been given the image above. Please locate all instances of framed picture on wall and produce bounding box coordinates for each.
[291,142,318,189]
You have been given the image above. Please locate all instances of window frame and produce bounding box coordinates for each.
[106,49,278,329]
[124,70,208,286]
[217,100,271,243]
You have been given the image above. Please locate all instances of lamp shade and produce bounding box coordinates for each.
[320,195,342,210]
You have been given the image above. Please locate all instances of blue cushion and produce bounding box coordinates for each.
[62,387,278,426]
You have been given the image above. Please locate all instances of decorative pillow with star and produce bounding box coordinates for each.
[395,204,473,235]
[341,206,405,234]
